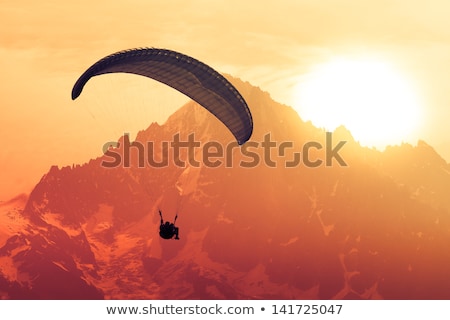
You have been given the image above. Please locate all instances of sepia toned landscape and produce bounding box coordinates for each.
[1,77,450,299]
[1,1,450,300]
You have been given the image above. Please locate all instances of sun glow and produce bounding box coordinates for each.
[293,58,422,149]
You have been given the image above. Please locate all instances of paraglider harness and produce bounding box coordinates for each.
[159,210,180,240]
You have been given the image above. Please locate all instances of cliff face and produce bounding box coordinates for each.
[1,77,449,299]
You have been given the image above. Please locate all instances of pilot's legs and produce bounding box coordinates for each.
[174,227,180,240]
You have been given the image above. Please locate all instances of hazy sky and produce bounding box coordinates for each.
[1,0,450,199]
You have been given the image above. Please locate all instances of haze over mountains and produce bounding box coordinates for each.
[1,77,449,299]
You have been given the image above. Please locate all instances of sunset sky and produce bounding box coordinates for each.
[1,0,450,200]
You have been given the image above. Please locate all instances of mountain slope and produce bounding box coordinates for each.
[2,76,450,299]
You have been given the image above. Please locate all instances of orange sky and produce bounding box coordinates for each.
[1,0,450,200]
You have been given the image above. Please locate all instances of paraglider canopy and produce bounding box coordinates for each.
[72,47,253,145]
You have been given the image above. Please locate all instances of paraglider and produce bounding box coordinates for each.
[159,210,179,240]
[72,48,253,240]
[71,47,253,145]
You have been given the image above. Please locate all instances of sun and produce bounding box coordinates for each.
[293,57,422,149]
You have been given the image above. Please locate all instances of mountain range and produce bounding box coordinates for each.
[1,76,449,299]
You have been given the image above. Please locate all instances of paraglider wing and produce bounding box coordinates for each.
[72,48,253,144]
